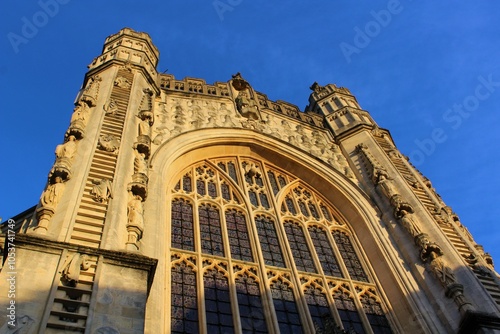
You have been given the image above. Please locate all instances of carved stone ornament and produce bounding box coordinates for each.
[90,178,113,202]
[126,195,145,251]
[60,253,91,286]
[35,176,65,234]
[415,233,444,263]
[309,81,325,93]
[103,98,119,116]
[114,76,131,89]
[50,135,78,182]
[134,135,151,159]
[139,88,154,114]
[80,75,101,107]
[244,163,261,178]
[67,102,90,139]
[231,72,250,91]
[235,90,260,120]
[98,134,120,153]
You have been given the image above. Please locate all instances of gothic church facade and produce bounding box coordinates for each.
[1,28,500,333]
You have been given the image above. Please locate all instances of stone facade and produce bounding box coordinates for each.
[1,28,500,333]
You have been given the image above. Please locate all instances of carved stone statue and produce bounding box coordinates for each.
[114,76,131,89]
[138,117,151,137]
[398,210,421,237]
[41,176,65,209]
[61,253,91,286]
[415,233,443,262]
[81,75,101,107]
[374,169,398,200]
[103,98,119,116]
[235,90,260,120]
[134,149,148,175]
[55,135,77,161]
[91,178,113,202]
[70,102,90,124]
[126,195,145,250]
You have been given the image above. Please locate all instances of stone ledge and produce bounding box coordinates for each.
[9,234,158,293]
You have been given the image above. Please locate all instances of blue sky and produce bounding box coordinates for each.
[1,1,499,264]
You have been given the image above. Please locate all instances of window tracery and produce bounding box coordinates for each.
[168,157,391,333]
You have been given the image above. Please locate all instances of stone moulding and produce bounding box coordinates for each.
[13,234,158,293]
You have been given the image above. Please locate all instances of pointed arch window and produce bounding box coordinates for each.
[168,158,392,333]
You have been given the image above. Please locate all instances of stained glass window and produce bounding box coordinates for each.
[285,197,297,215]
[171,261,198,334]
[270,279,303,333]
[228,162,238,184]
[320,204,332,221]
[225,210,253,262]
[218,162,226,172]
[171,199,194,251]
[360,294,392,334]
[284,221,316,273]
[207,180,217,198]
[308,202,320,219]
[278,175,287,188]
[249,191,258,207]
[235,273,268,333]
[332,231,368,282]
[221,183,230,201]
[199,204,224,256]
[303,285,332,332]
[196,179,206,196]
[333,289,364,334]
[255,215,286,267]
[268,171,280,195]
[259,192,270,209]
[183,174,192,192]
[308,226,342,277]
[298,200,309,217]
[170,159,392,333]
[204,268,234,333]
